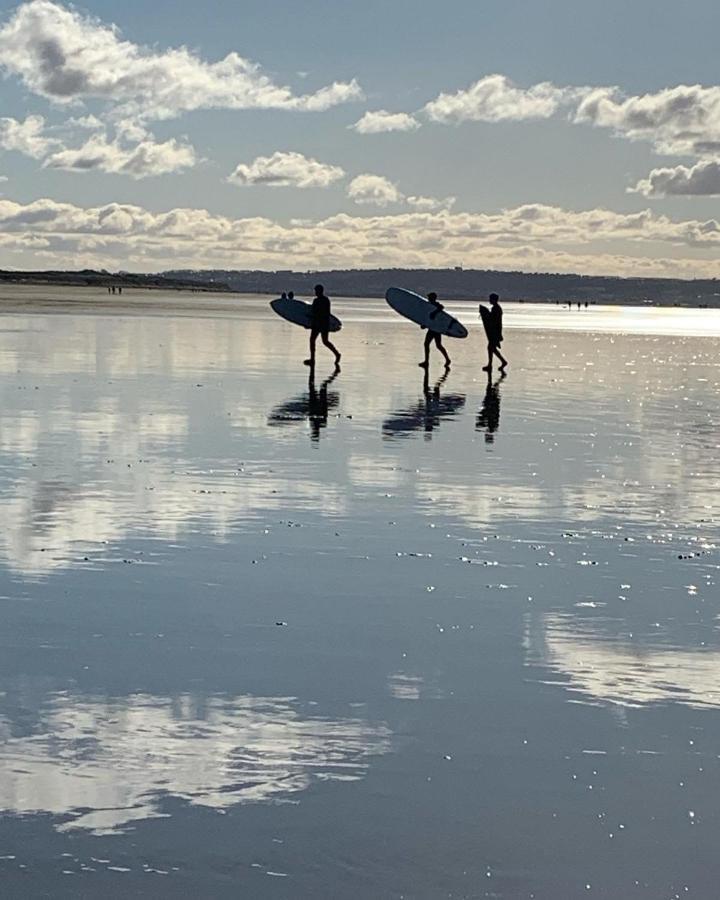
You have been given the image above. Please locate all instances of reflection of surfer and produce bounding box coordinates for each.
[267,365,340,442]
[308,364,341,441]
[305,284,341,369]
[476,371,505,443]
[382,369,465,439]
[419,292,451,370]
[479,293,508,373]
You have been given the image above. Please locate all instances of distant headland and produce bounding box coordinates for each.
[2,267,719,307]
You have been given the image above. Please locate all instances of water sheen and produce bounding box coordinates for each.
[1,290,719,898]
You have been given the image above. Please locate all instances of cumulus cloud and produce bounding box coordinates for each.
[424,74,577,124]
[0,0,363,122]
[406,194,456,212]
[2,197,720,277]
[631,159,720,197]
[348,174,404,206]
[44,133,197,178]
[574,84,720,157]
[0,114,59,158]
[351,110,420,133]
[228,151,344,188]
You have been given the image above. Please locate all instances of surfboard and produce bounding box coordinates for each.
[270,297,342,332]
[479,304,502,343]
[385,287,468,338]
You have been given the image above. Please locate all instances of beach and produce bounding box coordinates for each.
[1,288,720,898]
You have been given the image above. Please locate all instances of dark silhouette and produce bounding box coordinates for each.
[383,369,465,441]
[476,371,505,443]
[288,290,294,300]
[281,291,287,299]
[479,293,508,373]
[267,365,341,442]
[305,284,341,368]
[419,292,451,370]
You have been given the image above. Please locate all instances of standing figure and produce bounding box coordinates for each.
[480,293,508,373]
[305,284,341,368]
[419,292,451,370]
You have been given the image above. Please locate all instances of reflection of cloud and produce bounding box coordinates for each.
[526,613,720,710]
[0,692,391,834]
[387,672,444,701]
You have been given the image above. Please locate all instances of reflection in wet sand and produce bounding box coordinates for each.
[267,366,341,442]
[382,370,465,440]
[526,612,720,710]
[475,372,504,443]
[0,692,391,835]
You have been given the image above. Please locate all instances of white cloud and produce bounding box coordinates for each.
[44,133,197,178]
[632,159,720,197]
[0,114,59,158]
[424,74,576,124]
[228,151,344,188]
[351,110,420,133]
[406,194,456,212]
[1,196,720,277]
[574,84,720,157]
[0,0,363,122]
[348,174,404,206]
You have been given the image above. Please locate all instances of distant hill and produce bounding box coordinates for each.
[162,267,720,307]
[0,269,229,292]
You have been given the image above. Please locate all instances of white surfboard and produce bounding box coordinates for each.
[270,297,342,332]
[385,287,468,338]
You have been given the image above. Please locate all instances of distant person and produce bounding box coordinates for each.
[281,291,287,300]
[419,292,451,370]
[479,293,508,373]
[305,284,341,368]
[288,291,294,300]
[118,286,122,295]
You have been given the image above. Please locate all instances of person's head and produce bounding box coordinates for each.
[314,283,324,297]
[428,291,438,302]
[288,290,294,299]
[489,292,499,306]
[281,291,287,299]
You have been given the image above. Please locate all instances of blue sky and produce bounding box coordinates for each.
[1,0,720,275]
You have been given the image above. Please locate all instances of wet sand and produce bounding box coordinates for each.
[1,289,720,898]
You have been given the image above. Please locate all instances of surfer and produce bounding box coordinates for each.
[305,284,341,368]
[479,293,508,373]
[419,292,451,370]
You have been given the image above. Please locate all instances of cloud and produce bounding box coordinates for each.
[228,151,344,188]
[0,114,59,158]
[406,194,456,212]
[0,0,363,122]
[348,174,404,206]
[632,159,720,197]
[2,196,720,277]
[424,74,576,124]
[43,133,197,178]
[351,110,420,133]
[574,84,720,157]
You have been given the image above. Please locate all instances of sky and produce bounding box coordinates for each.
[1,0,720,276]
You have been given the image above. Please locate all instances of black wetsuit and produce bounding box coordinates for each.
[311,293,331,333]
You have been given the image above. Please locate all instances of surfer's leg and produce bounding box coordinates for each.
[419,332,431,367]
[305,329,319,366]
[482,341,493,372]
[321,331,341,365]
[494,346,508,369]
[435,334,451,368]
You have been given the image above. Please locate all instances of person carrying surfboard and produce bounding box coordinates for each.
[420,292,451,370]
[479,293,508,373]
[305,284,341,368]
